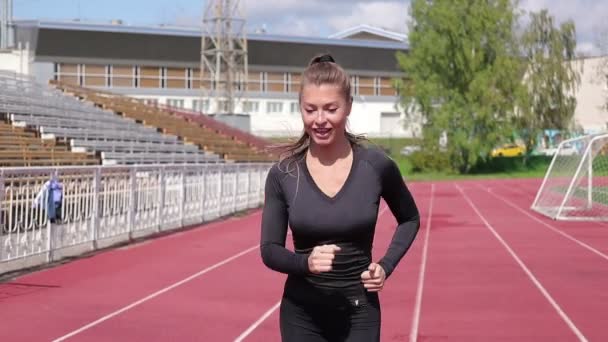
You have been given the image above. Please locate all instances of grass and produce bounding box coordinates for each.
[393,156,549,182]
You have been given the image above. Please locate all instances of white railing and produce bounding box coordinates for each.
[0,163,271,272]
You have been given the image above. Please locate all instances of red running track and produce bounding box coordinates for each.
[1,179,606,341]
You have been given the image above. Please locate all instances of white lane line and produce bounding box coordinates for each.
[409,183,435,342]
[479,185,608,262]
[455,184,588,342]
[233,203,393,341]
[52,244,260,342]
[233,301,282,342]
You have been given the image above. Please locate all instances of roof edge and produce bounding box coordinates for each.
[329,24,407,42]
[14,20,409,50]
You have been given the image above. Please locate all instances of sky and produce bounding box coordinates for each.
[12,0,608,56]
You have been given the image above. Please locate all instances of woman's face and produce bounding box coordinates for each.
[300,83,351,147]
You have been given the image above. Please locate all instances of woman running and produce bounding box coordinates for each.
[260,53,421,342]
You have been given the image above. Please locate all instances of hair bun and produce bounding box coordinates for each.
[312,54,335,64]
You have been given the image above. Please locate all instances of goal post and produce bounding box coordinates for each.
[531,133,608,221]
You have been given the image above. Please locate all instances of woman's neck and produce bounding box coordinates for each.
[308,136,352,166]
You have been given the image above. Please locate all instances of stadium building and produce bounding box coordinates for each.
[2,20,417,138]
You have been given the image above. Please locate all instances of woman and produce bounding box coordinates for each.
[260,53,420,341]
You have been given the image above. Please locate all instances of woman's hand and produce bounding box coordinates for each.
[361,263,386,292]
[308,244,341,273]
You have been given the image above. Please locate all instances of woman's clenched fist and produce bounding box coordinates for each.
[308,244,341,274]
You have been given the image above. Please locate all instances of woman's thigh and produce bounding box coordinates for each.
[344,291,381,342]
[279,296,329,342]
[279,291,381,342]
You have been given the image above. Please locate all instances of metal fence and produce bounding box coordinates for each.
[0,163,271,270]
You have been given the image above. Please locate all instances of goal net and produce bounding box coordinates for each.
[531,133,608,221]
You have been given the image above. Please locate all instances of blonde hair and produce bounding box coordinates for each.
[268,53,367,174]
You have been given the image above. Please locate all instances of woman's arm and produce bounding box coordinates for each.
[259,166,310,275]
[376,155,421,279]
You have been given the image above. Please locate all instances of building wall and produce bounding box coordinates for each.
[572,56,608,134]
[27,61,415,138]
[16,57,604,139]
[0,48,30,74]
[117,93,416,138]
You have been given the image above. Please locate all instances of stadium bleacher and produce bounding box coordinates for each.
[0,72,278,167]
[0,121,98,167]
[51,81,276,163]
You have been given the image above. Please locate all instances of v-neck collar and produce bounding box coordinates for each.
[301,143,359,202]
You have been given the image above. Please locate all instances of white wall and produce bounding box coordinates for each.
[572,56,608,134]
[0,48,30,75]
[30,61,55,85]
[348,98,419,138]
[126,93,420,138]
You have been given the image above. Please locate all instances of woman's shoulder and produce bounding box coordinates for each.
[267,157,301,182]
[357,142,394,168]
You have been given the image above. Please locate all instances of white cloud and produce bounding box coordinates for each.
[242,0,408,36]
[171,0,608,53]
[327,1,409,34]
[520,0,608,55]
[577,41,598,56]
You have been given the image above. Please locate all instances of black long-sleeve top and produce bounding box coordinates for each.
[260,143,420,290]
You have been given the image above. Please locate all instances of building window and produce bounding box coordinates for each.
[290,72,301,93]
[359,76,375,96]
[261,72,268,92]
[167,98,185,108]
[290,102,300,114]
[140,66,160,88]
[144,99,159,107]
[134,66,139,88]
[218,100,230,112]
[237,71,246,91]
[82,64,106,87]
[379,77,397,96]
[160,67,167,88]
[53,63,59,81]
[374,77,380,96]
[192,99,210,113]
[166,67,186,89]
[267,72,285,92]
[350,76,359,96]
[55,63,80,85]
[106,65,111,87]
[266,101,283,114]
[78,64,84,86]
[187,68,193,89]
[243,101,259,113]
[110,65,135,88]
[285,73,292,92]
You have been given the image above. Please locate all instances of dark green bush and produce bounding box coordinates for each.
[470,155,553,174]
[410,150,452,172]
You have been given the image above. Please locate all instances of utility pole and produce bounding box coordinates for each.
[200,0,248,115]
[1,0,14,49]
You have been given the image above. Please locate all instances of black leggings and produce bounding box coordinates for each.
[279,277,381,342]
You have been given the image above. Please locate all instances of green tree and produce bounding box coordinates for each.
[517,9,581,158]
[396,0,524,173]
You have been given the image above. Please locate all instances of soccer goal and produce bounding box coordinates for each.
[531,133,608,221]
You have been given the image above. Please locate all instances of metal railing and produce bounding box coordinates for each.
[1,162,271,271]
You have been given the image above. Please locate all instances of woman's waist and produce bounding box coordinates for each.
[293,241,371,285]
[283,274,372,308]
[299,247,370,278]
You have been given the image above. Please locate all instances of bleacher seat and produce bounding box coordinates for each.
[50,81,276,163]
[0,72,222,166]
